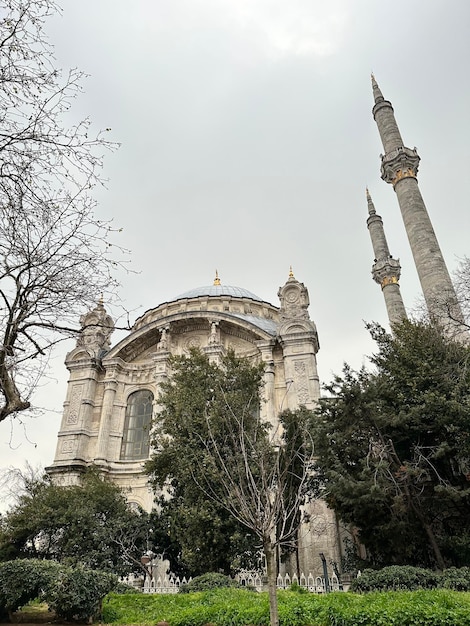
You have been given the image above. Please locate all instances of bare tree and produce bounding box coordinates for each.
[0,0,124,423]
[201,404,315,626]
[453,257,470,333]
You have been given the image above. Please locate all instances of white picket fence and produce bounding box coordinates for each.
[237,571,343,593]
[120,571,345,594]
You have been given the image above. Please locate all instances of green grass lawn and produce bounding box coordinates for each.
[101,587,470,626]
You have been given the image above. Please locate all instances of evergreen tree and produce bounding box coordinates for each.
[146,349,262,576]
[314,320,470,569]
[0,469,152,575]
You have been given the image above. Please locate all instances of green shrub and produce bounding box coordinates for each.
[351,565,441,592]
[45,565,118,622]
[0,558,61,615]
[102,587,470,626]
[179,572,239,593]
[289,581,308,594]
[441,567,470,591]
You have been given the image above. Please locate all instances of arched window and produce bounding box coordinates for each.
[120,390,153,460]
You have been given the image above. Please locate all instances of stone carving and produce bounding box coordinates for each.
[278,277,310,322]
[294,360,309,404]
[184,335,202,353]
[157,326,170,352]
[66,385,83,425]
[61,439,75,454]
[208,321,220,345]
[77,300,114,355]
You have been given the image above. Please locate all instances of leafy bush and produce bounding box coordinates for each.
[289,581,308,594]
[351,565,441,592]
[441,567,470,591]
[0,558,61,615]
[179,572,239,593]
[45,565,118,622]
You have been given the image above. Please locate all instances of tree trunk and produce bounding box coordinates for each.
[410,498,446,570]
[402,479,446,570]
[264,538,279,626]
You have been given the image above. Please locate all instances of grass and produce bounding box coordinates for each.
[10,601,56,623]
[100,587,470,626]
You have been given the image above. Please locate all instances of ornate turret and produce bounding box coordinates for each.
[366,189,407,325]
[77,299,114,357]
[371,75,466,339]
[277,269,320,409]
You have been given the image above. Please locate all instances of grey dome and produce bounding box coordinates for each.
[174,284,264,302]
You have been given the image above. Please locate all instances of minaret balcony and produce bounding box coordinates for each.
[372,256,402,286]
[380,146,420,186]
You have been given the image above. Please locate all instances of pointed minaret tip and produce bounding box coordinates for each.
[366,187,376,215]
[371,73,384,104]
[213,269,221,286]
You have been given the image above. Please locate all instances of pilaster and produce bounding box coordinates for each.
[256,339,276,427]
[96,377,118,463]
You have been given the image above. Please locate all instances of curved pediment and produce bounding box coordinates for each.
[103,310,279,364]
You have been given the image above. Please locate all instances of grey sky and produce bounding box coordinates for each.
[2,0,470,484]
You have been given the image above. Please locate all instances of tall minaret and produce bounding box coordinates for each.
[371,75,466,337]
[366,188,407,325]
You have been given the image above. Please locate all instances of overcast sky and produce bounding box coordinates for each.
[2,0,470,488]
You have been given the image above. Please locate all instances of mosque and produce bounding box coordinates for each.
[46,78,465,577]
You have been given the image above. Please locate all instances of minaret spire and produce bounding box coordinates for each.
[371,73,384,103]
[366,189,406,325]
[371,77,467,340]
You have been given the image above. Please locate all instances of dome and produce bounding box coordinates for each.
[174,284,264,302]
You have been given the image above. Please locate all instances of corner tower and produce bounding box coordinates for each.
[371,75,466,337]
[366,189,407,325]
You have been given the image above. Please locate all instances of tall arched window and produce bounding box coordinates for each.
[120,390,153,460]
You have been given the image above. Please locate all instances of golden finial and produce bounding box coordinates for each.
[289,266,295,279]
[213,269,221,286]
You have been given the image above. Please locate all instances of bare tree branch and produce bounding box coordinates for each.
[0,0,129,422]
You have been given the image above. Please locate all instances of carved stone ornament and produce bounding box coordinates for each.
[77,301,115,354]
[61,439,76,454]
[66,385,83,425]
[157,326,170,352]
[278,277,310,321]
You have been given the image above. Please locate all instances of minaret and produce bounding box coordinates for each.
[366,188,407,325]
[371,75,466,337]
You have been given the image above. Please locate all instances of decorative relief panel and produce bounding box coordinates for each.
[66,385,83,425]
[61,438,76,454]
[294,360,310,405]
[184,336,202,352]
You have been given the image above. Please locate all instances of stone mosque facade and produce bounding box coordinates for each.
[47,78,466,578]
[47,270,341,576]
